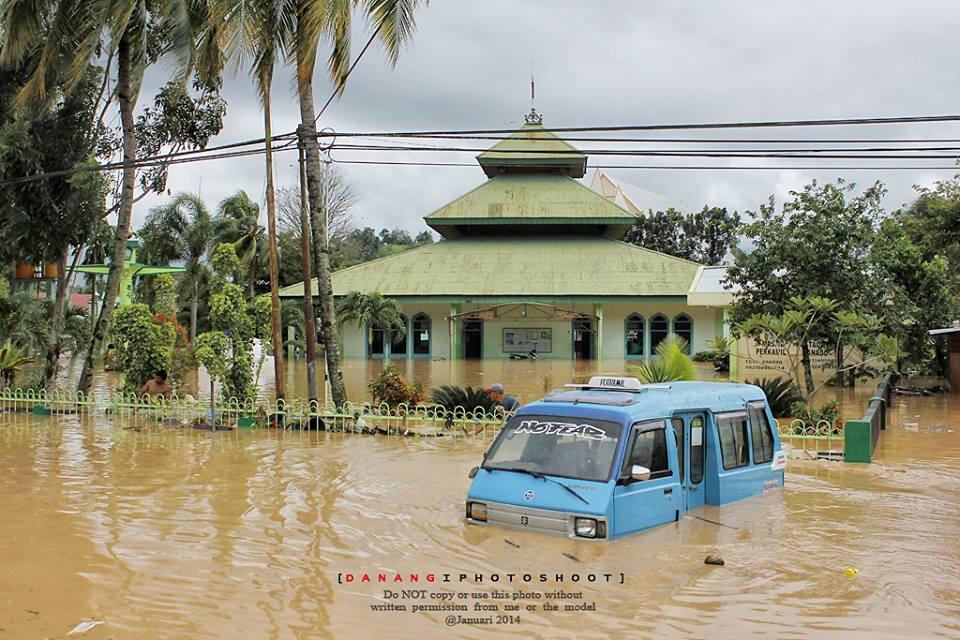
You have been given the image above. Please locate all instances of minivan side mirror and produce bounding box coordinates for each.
[630,465,651,482]
[468,466,479,479]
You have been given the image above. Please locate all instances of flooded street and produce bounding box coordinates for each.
[1,392,958,639]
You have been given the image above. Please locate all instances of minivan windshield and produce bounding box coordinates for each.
[482,415,623,482]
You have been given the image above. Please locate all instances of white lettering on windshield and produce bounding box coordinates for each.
[513,420,609,441]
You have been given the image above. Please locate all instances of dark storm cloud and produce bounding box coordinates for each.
[138,0,960,231]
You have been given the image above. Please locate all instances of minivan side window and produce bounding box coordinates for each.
[748,402,775,464]
[622,422,671,480]
[689,416,704,484]
[716,412,750,470]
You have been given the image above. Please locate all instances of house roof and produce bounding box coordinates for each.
[279,236,702,299]
[424,173,639,238]
[686,265,738,307]
[477,123,587,178]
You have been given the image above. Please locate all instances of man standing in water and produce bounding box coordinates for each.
[139,370,173,399]
[485,383,520,416]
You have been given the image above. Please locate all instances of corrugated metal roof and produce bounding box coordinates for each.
[424,173,639,225]
[279,236,702,298]
[691,265,739,293]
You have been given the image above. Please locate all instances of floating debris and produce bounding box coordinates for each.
[704,555,725,566]
[562,552,581,563]
[844,567,860,578]
[68,620,104,635]
[504,539,520,548]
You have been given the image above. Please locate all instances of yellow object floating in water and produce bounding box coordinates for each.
[844,567,860,578]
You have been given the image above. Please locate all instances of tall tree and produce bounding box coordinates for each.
[214,190,266,299]
[0,0,225,393]
[0,64,108,389]
[209,0,292,400]
[291,0,424,408]
[623,206,741,265]
[727,179,884,392]
[139,192,214,341]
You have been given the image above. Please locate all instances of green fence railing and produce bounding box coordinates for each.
[0,389,507,440]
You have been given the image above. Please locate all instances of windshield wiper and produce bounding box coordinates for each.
[488,467,590,505]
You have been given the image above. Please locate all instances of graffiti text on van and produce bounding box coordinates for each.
[514,420,608,441]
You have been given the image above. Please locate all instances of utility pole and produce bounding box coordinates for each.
[297,125,319,405]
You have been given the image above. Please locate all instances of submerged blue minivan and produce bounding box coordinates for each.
[466,377,787,540]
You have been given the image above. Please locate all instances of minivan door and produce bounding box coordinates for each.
[612,420,682,537]
[674,413,707,510]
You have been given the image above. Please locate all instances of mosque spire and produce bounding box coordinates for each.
[524,70,542,125]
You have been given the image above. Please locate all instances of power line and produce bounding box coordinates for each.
[330,158,960,171]
[5,113,960,186]
[326,114,960,137]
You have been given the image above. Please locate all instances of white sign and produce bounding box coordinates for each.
[587,376,644,391]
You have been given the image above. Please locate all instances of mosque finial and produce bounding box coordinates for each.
[524,70,542,125]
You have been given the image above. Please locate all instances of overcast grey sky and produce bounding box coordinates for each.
[136,1,960,234]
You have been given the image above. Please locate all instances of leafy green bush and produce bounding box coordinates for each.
[368,365,423,407]
[691,351,715,362]
[430,385,495,413]
[631,335,697,383]
[746,377,804,418]
[111,304,173,395]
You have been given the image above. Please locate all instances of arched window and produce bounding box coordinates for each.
[650,314,669,353]
[390,314,409,357]
[673,314,693,353]
[412,313,431,357]
[625,314,645,358]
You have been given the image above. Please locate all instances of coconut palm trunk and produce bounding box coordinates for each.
[78,34,137,393]
[190,286,199,342]
[261,77,286,401]
[296,81,346,407]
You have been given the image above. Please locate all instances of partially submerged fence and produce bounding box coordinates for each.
[777,417,845,459]
[0,388,506,440]
[843,372,898,463]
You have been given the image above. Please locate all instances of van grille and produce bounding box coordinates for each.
[486,502,572,536]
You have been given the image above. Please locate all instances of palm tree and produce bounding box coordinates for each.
[0,340,34,391]
[215,191,266,299]
[631,336,698,384]
[139,193,214,341]
[336,291,405,356]
[208,0,292,400]
[290,0,424,407]
[0,0,222,393]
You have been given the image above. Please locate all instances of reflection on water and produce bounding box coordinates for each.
[1,391,958,639]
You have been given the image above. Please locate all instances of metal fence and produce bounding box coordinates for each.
[0,388,506,440]
[777,417,844,459]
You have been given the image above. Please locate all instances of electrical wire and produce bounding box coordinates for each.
[4,113,960,186]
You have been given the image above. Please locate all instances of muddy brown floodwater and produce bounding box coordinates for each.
[1,387,959,640]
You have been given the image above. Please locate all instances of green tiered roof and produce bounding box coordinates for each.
[477,122,586,178]
[424,173,639,239]
[279,236,701,299]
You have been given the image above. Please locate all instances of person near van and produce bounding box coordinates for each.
[485,383,520,415]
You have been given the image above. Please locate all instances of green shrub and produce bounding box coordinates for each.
[691,351,716,362]
[789,399,842,432]
[111,304,173,395]
[369,365,423,407]
[746,377,804,418]
[430,385,495,413]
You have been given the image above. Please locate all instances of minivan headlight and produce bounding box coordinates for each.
[467,501,487,522]
[575,517,597,538]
